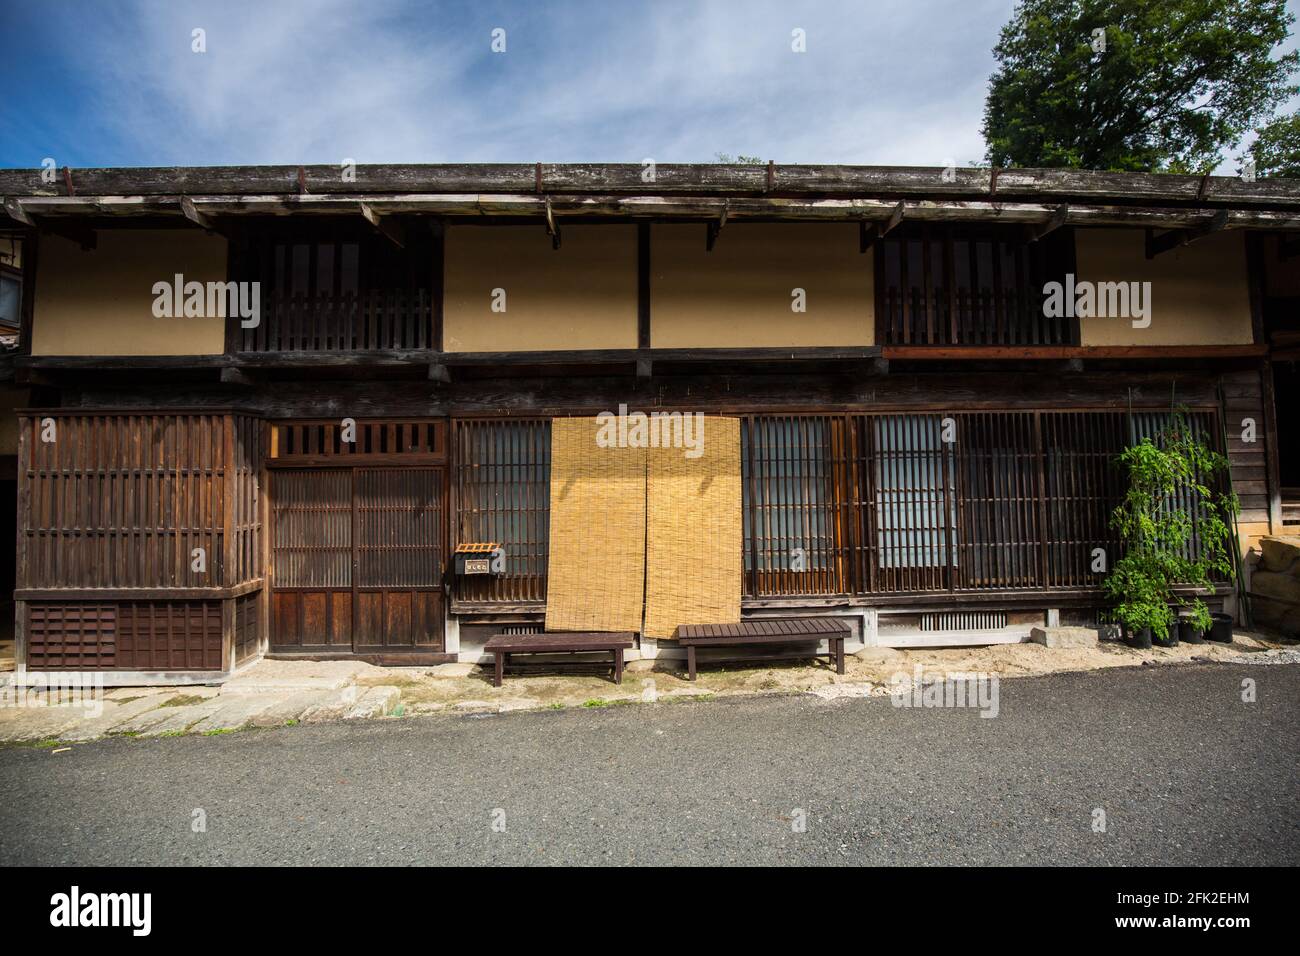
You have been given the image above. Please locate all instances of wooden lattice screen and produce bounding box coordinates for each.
[17,411,262,590]
[744,407,1222,598]
[231,224,434,353]
[17,410,263,671]
[452,418,551,604]
[877,223,1077,346]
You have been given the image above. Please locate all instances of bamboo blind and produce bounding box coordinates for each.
[644,417,742,639]
[544,418,646,633]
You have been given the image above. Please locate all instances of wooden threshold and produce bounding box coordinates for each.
[883,345,1269,360]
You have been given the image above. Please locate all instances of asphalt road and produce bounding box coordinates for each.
[1,663,1296,866]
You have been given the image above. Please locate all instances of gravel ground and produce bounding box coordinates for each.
[1,662,1296,866]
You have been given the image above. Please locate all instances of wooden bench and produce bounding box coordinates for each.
[483,632,637,687]
[675,619,851,680]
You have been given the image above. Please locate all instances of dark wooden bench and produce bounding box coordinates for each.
[483,632,637,687]
[675,619,851,680]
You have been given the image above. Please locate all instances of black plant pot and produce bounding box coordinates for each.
[1178,619,1206,644]
[1208,613,1234,644]
[1152,628,1179,648]
[1125,626,1152,649]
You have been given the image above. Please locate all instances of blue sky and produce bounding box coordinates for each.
[1,0,1297,170]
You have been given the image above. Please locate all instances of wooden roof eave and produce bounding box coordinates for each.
[2,163,1300,206]
[8,193,1300,231]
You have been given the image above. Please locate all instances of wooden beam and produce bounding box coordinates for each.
[637,222,651,349]
[3,163,1300,207]
[706,201,729,251]
[11,191,1300,230]
[884,344,1267,360]
[358,202,405,248]
[427,362,450,383]
[1145,209,1230,258]
[1028,203,1068,242]
[860,201,905,252]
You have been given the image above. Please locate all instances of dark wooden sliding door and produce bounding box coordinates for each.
[270,464,445,654]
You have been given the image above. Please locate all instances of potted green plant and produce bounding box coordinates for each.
[1103,410,1238,651]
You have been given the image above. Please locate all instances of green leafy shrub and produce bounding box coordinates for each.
[1104,410,1238,642]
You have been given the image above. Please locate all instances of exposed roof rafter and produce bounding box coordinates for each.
[1145,209,1230,259]
[358,201,405,248]
[859,201,905,252]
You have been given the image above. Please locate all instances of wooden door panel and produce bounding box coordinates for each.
[271,463,444,653]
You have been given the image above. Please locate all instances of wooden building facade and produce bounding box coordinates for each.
[1,163,1296,680]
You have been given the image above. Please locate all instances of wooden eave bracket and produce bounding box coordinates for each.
[1145,209,1230,259]
[1028,203,1069,242]
[544,196,560,250]
[705,201,729,252]
[179,195,224,235]
[4,195,95,248]
[3,196,33,227]
[860,201,905,253]
[358,201,406,248]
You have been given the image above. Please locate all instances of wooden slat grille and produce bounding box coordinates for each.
[356,468,442,587]
[268,419,445,464]
[271,470,352,588]
[17,412,262,590]
[878,224,1076,346]
[743,415,852,596]
[744,407,1225,597]
[232,226,433,354]
[452,419,551,604]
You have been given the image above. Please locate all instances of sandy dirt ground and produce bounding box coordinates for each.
[355,630,1297,715]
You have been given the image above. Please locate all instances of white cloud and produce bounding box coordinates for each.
[61,0,1012,165]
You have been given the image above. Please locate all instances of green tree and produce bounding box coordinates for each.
[983,0,1298,172]
[1248,110,1300,177]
